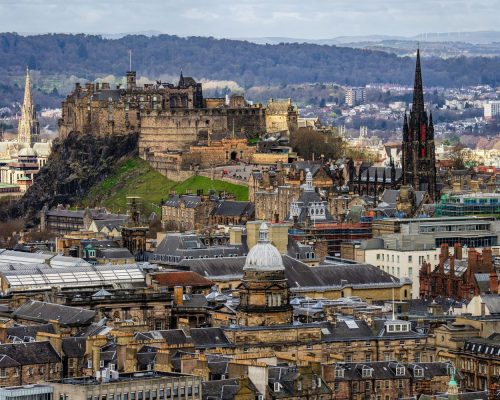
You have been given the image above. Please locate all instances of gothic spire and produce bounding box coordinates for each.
[428,111,434,139]
[18,68,40,145]
[403,112,409,141]
[411,48,425,115]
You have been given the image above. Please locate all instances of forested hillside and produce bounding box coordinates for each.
[0,33,499,90]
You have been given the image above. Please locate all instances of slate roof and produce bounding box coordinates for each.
[7,323,56,342]
[62,337,86,358]
[133,329,193,346]
[480,294,500,314]
[202,378,244,400]
[210,200,255,218]
[152,233,246,265]
[0,354,20,368]
[164,195,203,209]
[152,271,213,287]
[183,255,403,290]
[13,300,96,326]
[357,166,402,183]
[0,341,60,365]
[96,247,134,259]
[189,328,232,348]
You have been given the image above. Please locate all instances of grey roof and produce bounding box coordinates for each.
[202,378,249,400]
[96,247,134,259]
[93,218,127,231]
[7,323,55,342]
[210,201,255,218]
[13,300,96,326]
[381,188,427,208]
[133,329,193,346]
[62,337,86,358]
[183,255,403,289]
[164,195,203,209]
[189,328,232,348]
[0,341,60,365]
[480,294,500,314]
[292,161,323,176]
[153,233,246,265]
[358,166,402,183]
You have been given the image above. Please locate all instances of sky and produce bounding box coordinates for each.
[0,0,497,39]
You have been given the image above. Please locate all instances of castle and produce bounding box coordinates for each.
[58,71,298,177]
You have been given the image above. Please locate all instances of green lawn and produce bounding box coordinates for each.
[81,157,248,215]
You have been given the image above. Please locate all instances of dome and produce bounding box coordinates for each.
[243,222,284,271]
[18,146,36,157]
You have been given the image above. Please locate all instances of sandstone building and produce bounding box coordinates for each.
[58,71,298,177]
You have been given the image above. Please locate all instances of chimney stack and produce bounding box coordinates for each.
[453,243,462,260]
[174,286,183,306]
[490,271,498,294]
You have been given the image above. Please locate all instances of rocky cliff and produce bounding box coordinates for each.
[0,131,138,224]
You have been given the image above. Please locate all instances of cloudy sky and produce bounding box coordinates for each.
[0,0,497,39]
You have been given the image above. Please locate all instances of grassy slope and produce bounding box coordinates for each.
[81,157,248,214]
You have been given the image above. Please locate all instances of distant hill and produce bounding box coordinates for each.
[0,33,498,98]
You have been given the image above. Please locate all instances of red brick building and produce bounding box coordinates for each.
[419,243,499,301]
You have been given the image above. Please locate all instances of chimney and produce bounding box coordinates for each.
[440,243,449,262]
[468,249,479,279]
[490,271,498,294]
[229,228,243,245]
[454,243,462,260]
[174,286,183,305]
[482,248,493,271]
[449,256,455,277]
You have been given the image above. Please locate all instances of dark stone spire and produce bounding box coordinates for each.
[403,112,409,141]
[412,48,425,115]
[428,111,434,140]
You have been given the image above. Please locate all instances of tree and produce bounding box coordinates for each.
[290,127,344,160]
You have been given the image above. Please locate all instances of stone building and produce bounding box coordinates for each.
[265,98,298,135]
[161,193,214,231]
[0,70,51,191]
[236,223,293,326]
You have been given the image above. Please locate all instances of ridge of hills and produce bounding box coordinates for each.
[0,33,498,110]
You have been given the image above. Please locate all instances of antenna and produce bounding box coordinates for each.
[128,49,132,71]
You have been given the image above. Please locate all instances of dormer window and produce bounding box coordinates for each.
[335,368,344,378]
[414,366,424,378]
[362,366,373,378]
[396,366,405,376]
[274,382,282,392]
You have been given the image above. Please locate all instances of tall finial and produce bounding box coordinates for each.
[412,47,425,114]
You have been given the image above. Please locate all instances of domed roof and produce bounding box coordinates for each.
[18,146,36,157]
[243,222,284,272]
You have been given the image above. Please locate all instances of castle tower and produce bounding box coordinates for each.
[402,49,437,200]
[17,68,40,145]
[236,223,293,326]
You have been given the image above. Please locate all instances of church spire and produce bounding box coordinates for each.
[411,48,425,114]
[18,68,40,145]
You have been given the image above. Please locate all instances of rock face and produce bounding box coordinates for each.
[0,131,138,223]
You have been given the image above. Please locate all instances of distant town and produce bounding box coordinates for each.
[0,35,498,400]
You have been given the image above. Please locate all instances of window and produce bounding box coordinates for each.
[362,367,373,378]
[334,383,339,392]
[0,368,5,378]
[335,368,345,378]
[365,353,372,362]
[408,256,412,263]
[396,366,405,376]
[414,367,424,377]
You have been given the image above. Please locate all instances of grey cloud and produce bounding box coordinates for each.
[0,0,498,38]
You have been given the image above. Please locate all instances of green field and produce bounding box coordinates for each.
[81,157,248,215]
